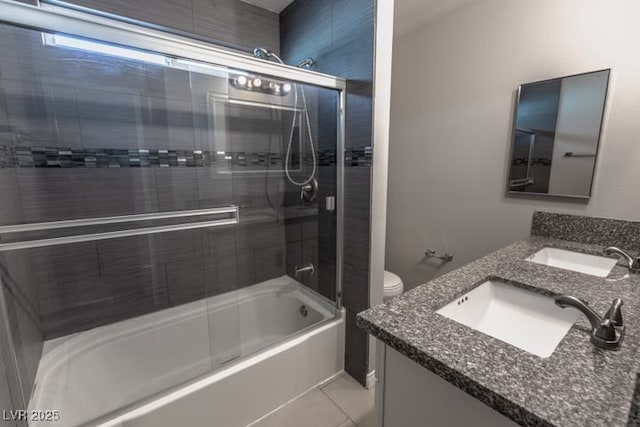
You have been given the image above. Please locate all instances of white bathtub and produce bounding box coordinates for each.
[29,276,345,427]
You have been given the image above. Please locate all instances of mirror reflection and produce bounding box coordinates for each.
[507,69,610,198]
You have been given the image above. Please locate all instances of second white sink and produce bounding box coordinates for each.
[436,280,580,358]
[526,247,617,277]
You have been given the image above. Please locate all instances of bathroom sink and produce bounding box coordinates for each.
[436,280,579,357]
[526,247,617,277]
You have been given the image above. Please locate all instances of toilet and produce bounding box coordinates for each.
[383,270,404,302]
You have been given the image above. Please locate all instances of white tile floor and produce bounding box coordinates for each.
[249,374,376,427]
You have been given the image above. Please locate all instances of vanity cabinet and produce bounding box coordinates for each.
[377,344,518,427]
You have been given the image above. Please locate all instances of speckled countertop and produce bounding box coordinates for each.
[358,236,640,427]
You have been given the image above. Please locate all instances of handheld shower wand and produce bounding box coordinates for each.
[252,47,317,188]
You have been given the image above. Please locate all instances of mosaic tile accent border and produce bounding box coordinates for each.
[0,146,373,168]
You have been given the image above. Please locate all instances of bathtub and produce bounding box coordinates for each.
[29,276,345,427]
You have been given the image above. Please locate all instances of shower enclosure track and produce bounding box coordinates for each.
[0,206,239,251]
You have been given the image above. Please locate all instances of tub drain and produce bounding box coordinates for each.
[299,305,308,317]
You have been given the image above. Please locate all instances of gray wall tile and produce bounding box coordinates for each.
[344,167,371,270]
[192,0,279,53]
[77,89,145,149]
[155,168,200,211]
[197,168,234,208]
[64,0,196,34]
[62,0,278,54]
[166,256,207,306]
[144,97,196,151]
[3,243,100,304]
[146,67,193,102]
[1,80,83,149]
[16,169,159,223]
[0,170,23,226]
[255,243,285,282]
[345,309,368,385]
[97,229,204,275]
[342,263,369,314]
[281,0,375,385]
[41,264,168,338]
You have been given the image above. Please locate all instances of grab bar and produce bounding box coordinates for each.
[0,206,238,251]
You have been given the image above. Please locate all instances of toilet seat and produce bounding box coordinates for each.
[383,270,404,301]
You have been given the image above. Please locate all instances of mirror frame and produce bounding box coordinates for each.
[506,68,611,200]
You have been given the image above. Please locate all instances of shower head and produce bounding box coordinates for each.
[253,47,271,59]
[253,47,284,64]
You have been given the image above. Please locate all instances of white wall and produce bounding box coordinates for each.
[548,71,608,196]
[368,0,395,386]
[386,0,640,290]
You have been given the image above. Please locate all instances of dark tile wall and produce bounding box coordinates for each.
[280,0,375,385]
[0,23,289,339]
[57,0,280,54]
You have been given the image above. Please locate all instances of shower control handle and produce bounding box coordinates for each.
[295,263,315,277]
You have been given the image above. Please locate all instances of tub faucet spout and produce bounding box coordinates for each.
[295,263,315,277]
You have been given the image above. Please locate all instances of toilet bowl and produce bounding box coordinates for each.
[383,270,404,302]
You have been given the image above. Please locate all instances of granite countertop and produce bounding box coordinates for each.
[358,236,640,427]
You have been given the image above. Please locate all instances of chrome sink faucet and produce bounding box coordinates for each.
[555,295,625,350]
[604,246,640,274]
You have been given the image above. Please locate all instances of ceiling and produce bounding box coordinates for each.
[240,0,295,13]
[394,0,481,37]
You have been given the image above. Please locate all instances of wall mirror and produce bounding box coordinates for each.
[507,69,610,199]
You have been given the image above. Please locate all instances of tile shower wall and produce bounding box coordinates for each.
[280,0,375,385]
[58,0,280,54]
[0,23,287,339]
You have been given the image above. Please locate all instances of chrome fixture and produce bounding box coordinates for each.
[0,206,239,252]
[253,47,314,70]
[253,47,284,64]
[296,58,314,69]
[554,295,625,350]
[301,178,318,205]
[295,263,315,277]
[230,73,291,95]
[425,249,454,263]
[603,246,640,274]
[253,46,317,187]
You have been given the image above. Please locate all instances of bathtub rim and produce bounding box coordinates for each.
[95,309,345,427]
[30,277,341,427]
[34,276,336,378]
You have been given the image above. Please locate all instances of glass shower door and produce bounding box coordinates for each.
[0,3,344,424]
[0,22,239,426]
